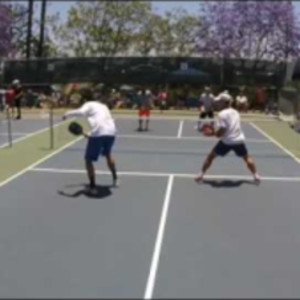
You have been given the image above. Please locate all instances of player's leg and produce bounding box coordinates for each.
[208,110,214,127]
[233,143,261,182]
[195,150,216,182]
[195,141,229,182]
[138,110,143,131]
[15,99,21,119]
[85,160,96,189]
[197,111,206,131]
[84,137,102,193]
[11,104,14,118]
[102,136,119,187]
[243,154,260,182]
[144,110,150,131]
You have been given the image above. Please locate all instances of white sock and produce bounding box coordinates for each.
[254,173,260,179]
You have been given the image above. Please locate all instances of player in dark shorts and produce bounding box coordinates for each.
[137,89,153,132]
[197,87,215,131]
[195,93,261,183]
[12,79,23,120]
[63,100,119,194]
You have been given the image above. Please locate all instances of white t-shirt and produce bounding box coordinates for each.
[215,108,245,144]
[199,93,214,111]
[64,101,116,137]
[236,95,248,104]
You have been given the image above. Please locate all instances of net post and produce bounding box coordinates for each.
[6,107,12,148]
[49,99,54,150]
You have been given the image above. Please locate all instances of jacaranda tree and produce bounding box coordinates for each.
[0,3,13,57]
[196,1,300,62]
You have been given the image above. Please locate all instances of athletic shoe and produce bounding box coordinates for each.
[194,174,204,183]
[112,179,120,188]
[254,174,261,184]
[85,185,98,196]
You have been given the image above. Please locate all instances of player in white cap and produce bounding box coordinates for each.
[195,93,260,183]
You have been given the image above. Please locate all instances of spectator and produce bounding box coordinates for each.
[0,87,5,111]
[236,89,248,113]
[255,85,266,111]
[25,89,36,108]
[158,90,168,113]
[12,79,23,120]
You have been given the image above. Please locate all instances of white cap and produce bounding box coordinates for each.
[12,79,20,85]
[215,92,232,103]
[146,90,151,95]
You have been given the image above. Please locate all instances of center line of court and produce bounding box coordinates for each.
[144,175,174,300]
[177,120,184,138]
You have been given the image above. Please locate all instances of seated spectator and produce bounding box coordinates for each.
[158,90,168,113]
[236,90,248,113]
[290,112,300,133]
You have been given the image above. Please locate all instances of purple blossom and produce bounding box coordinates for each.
[196,1,300,61]
[0,3,13,57]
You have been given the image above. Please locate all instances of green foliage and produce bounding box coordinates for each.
[55,1,200,57]
[9,2,59,58]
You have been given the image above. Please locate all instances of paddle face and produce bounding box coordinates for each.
[68,122,83,136]
[202,124,214,136]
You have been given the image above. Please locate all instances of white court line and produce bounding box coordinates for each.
[144,175,174,299]
[177,120,184,138]
[113,114,277,122]
[250,122,300,165]
[0,132,27,136]
[117,134,271,144]
[0,137,83,188]
[30,168,300,182]
[0,120,66,149]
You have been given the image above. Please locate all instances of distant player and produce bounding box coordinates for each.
[63,100,119,194]
[137,89,153,132]
[197,86,215,131]
[4,85,15,116]
[195,93,261,183]
[12,79,23,120]
[236,89,248,113]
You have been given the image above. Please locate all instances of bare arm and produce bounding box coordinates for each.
[62,103,89,120]
[215,127,226,138]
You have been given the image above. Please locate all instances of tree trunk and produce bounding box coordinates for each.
[26,0,34,59]
[38,0,47,57]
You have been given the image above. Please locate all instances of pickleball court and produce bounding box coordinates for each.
[1,116,300,298]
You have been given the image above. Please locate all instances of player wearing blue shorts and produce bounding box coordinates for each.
[63,101,118,194]
[195,94,261,183]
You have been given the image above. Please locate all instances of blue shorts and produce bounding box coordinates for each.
[85,136,115,162]
[213,140,248,157]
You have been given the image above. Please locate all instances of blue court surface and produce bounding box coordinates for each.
[1,117,300,298]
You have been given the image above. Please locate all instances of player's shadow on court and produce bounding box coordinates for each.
[202,179,258,188]
[58,184,112,199]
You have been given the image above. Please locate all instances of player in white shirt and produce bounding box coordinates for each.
[235,90,248,112]
[197,86,215,131]
[195,93,260,183]
[63,101,119,193]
